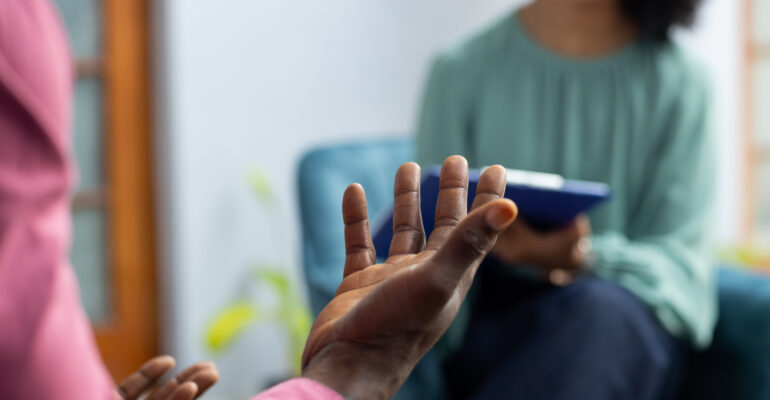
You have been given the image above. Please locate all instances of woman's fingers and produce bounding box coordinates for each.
[115,355,175,399]
[470,165,506,210]
[342,183,376,277]
[425,156,469,251]
[524,215,591,271]
[389,162,425,257]
[575,214,592,237]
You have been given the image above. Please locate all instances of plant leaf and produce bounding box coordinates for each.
[248,169,275,207]
[205,302,260,353]
[253,267,290,300]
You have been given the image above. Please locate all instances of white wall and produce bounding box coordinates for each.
[153,1,742,397]
[676,0,744,242]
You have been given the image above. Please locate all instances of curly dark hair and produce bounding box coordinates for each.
[620,0,703,41]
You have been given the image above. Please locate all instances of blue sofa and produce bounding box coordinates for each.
[297,138,770,399]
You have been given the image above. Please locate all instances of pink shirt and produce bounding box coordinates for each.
[0,2,343,399]
[252,378,343,400]
[0,0,114,398]
[0,0,112,399]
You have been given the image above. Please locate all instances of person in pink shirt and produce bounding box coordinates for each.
[0,1,518,399]
[0,0,218,398]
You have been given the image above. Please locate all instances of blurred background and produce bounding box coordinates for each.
[53,0,767,398]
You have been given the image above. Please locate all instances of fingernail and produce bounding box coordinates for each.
[486,201,517,230]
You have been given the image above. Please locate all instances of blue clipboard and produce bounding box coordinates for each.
[372,166,611,257]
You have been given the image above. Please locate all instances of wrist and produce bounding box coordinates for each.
[301,342,405,400]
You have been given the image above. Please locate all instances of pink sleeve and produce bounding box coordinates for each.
[0,0,113,399]
[252,378,344,400]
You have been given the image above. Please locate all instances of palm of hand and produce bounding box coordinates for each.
[303,249,459,373]
[301,157,517,397]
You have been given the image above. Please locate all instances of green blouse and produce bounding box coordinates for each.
[417,11,717,348]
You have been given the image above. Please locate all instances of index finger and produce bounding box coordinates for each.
[470,165,506,211]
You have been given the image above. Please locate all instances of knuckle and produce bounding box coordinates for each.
[393,223,422,235]
[394,186,419,197]
[460,227,490,259]
[439,179,466,190]
[433,215,462,229]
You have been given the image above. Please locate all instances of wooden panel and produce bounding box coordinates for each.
[94,0,158,381]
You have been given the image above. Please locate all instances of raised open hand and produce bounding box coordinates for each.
[113,356,219,400]
[301,156,518,399]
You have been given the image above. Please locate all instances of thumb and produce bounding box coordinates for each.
[431,199,517,280]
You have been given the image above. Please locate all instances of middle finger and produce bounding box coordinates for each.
[425,155,468,251]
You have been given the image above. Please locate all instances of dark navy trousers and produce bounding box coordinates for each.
[444,259,688,400]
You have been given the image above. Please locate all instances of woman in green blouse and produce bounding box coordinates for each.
[415,0,714,398]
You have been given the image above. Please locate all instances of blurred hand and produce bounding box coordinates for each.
[301,156,518,399]
[491,214,591,283]
[113,356,219,400]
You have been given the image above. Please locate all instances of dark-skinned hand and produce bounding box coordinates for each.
[113,355,219,400]
[301,156,518,399]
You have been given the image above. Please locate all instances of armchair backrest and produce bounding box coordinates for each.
[296,138,413,315]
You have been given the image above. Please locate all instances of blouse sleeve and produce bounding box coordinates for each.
[590,68,717,348]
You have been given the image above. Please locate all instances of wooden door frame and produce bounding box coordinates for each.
[94,0,159,381]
